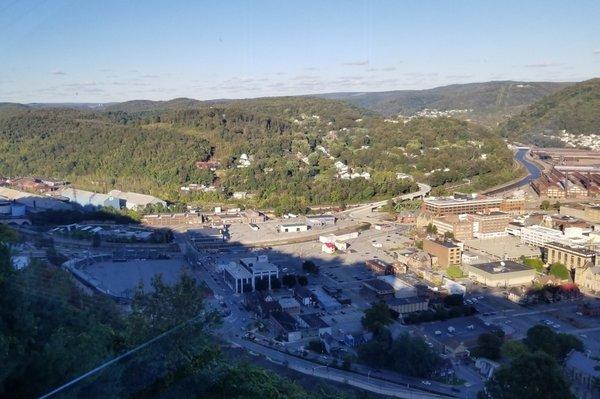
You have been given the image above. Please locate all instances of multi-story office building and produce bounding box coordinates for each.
[432,215,474,241]
[422,194,502,217]
[468,211,510,239]
[423,239,462,267]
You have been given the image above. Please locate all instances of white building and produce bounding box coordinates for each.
[278,223,309,233]
[107,190,166,210]
[223,255,279,293]
[520,225,588,247]
[377,275,417,299]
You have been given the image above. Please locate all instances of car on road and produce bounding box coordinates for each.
[421,380,431,386]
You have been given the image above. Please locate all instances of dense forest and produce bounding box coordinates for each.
[499,78,600,144]
[0,96,517,208]
[318,81,572,125]
[0,226,366,398]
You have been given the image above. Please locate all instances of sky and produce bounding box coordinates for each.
[1,0,599,103]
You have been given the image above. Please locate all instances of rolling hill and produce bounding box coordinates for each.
[0,97,515,209]
[317,81,572,125]
[498,78,600,144]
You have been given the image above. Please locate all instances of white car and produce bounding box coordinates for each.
[421,380,431,386]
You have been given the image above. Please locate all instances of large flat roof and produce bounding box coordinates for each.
[469,260,531,274]
[546,241,597,256]
[224,262,252,279]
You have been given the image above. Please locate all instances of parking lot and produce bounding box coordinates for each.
[464,235,540,260]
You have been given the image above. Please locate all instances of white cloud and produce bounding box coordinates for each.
[50,70,66,76]
[342,60,369,66]
[524,62,564,68]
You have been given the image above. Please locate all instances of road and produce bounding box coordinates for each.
[344,182,431,222]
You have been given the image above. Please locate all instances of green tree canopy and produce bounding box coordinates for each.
[481,351,575,399]
[361,302,393,333]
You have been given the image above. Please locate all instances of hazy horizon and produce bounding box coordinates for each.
[2,0,599,103]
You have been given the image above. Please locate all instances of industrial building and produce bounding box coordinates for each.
[0,187,72,212]
[463,260,536,287]
[142,212,203,226]
[107,190,166,210]
[57,187,121,210]
[531,167,600,199]
[306,214,337,227]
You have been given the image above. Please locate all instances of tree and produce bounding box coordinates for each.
[556,333,584,361]
[254,277,269,292]
[426,223,437,234]
[443,231,454,240]
[501,340,528,360]
[472,332,503,360]
[307,339,326,354]
[481,352,575,399]
[91,233,101,247]
[389,333,441,377]
[282,274,297,288]
[270,277,282,290]
[540,200,551,210]
[297,275,308,286]
[302,260,319,275]
[443,294,464,307]
[524,325,559,358]
[361,302,393,333]
[521,257,545,273]
[549,262,570,280]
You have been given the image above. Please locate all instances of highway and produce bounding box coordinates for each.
[344,182,431,221]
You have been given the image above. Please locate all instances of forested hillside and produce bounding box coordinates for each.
[0,97,516,209]
[318,81,571,126]
[498,78,600,144]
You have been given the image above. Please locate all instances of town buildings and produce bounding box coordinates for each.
[564,350,600,399]
[462,260,536,287]
[365,259,395,275]
[545,241,597,271]
[560,203,600,224]
[423,239,462,267]
[432,215,474,241]
[575,266,600,294]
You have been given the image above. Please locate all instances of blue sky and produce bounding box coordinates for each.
[1,0,599,102]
